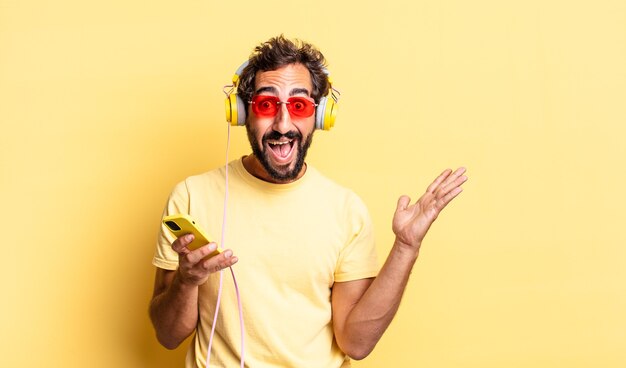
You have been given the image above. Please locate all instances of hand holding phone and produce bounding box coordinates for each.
[163,214,222,259]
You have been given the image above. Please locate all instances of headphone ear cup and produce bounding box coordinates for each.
[235,95,246,126]
[225,93,247,126]
[225,93,236,125]
[315,96,337,130]
[324,96,337,130]
[315,97,326,129]
[315,97,327,130]
[225,60,250,126]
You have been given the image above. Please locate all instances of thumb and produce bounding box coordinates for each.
[396,195,411,213]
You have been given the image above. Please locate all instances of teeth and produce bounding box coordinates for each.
[268,140,292,145]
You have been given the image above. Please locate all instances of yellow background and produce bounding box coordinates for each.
[2,0,625,367]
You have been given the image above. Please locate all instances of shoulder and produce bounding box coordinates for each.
[306,166,369,214]
[171,163,233,194]
[306,165,347,192]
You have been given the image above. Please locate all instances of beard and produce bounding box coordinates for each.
[246,126,314,182]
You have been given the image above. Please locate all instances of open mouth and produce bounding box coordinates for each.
[267,138,296,162]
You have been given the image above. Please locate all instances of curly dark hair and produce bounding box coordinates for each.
[237,35,330,112]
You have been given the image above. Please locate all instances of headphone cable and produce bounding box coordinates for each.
[206,123,245,367]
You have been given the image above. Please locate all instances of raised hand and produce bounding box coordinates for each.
[392,167,467,252]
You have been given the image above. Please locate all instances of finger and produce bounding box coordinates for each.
[437,167,466,193]
[396,195,412,212]
[439,174,468,198]
[202,249,239,273]
[436,186,464,210]
[172,234,194,255]
[185,242,218,264]
[426,169,452,194]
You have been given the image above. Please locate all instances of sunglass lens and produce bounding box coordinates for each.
[287,97,315,117]
[252,96,279,117]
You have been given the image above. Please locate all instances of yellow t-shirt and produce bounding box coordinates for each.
[153,158,379,368]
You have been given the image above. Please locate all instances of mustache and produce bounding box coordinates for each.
[263,130,302,141]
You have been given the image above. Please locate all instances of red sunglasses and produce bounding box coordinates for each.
[249,95,318,118]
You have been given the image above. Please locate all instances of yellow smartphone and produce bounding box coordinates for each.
[162,213,222,258]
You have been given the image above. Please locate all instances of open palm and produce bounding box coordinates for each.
[392,167,467,250]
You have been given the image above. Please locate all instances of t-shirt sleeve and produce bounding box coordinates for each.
[152,180,190,270]
[334,193,380,282]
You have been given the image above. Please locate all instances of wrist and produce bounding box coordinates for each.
[173,269,200,290]
[392,238,421,261]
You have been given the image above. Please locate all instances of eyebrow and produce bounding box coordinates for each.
[255,86,311,97]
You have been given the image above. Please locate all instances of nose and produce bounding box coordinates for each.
[273,102,292,134]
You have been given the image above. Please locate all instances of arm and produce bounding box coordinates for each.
[149,234,238,349]
[332,167,467,360]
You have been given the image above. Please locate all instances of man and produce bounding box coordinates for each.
[149,35,467,367]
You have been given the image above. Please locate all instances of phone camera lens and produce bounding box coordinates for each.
[165,221,181,231]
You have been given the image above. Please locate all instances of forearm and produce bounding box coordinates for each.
[149,270,200,349]
[339,240,419,359]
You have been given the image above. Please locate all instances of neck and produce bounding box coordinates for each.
[241,155,307,184]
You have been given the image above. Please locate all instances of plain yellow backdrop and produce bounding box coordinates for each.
[2,0,625,367]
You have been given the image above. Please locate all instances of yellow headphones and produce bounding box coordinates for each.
[224,61,340,130]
